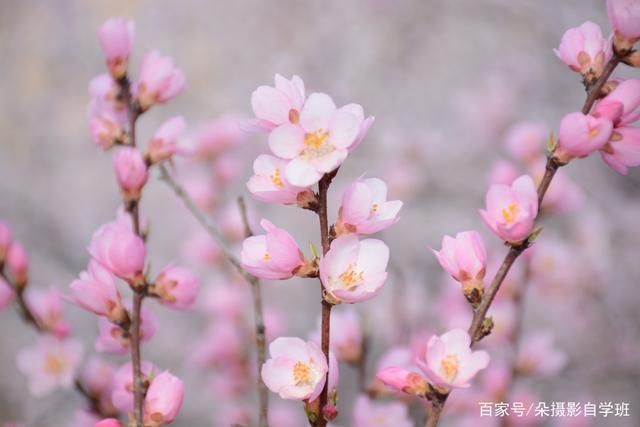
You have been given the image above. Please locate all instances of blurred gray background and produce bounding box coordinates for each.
[1,1,639,426]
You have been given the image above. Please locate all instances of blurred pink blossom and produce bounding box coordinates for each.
[16,336,84,397]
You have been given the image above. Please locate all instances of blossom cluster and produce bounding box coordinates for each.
[375,0,640,416]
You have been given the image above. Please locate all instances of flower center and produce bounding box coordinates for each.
[337,264,364,290]
[289,109,300,124]
[302,130,334,159]
[45,354,65,374]
[588,126,600,139]
[501,202,519,224]
[292,361,313,385]
[440,354,459,382]
[370,203,379,215]
[263,252,271,261]
[270,168,284,188]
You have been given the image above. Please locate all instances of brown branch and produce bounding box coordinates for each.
[425,54,622,427]
[118,76,146,427]
[316,172,334,427]
[237,197,269,427]
[499,263,532,427]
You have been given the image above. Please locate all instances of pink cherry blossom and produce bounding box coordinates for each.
[135,50,186,111]
[320,235,389,304]
[0,221,13,260]
[95,419,124,427]
[199,279,249,319]
[89,111,127,150]
[25,287,70,338]
[16,336,84,397]
[251,74,305,130]
[81,356,116,397]
[247,154,312,205]
[189,320,244,368]
[190,116,245,159]
[352,395,412,427]
[95,305,157,354]
[88,220,145,281]
[480,174,539,244]
[556,112,613,161]
[432,230,487,289]
[516,332,567,377]
[268,93,366,186]
[6,242,28,285]
[241,219,306,280]
[144,372,184,426]
[593,79,640,127]
[488,159,520,186]
[261,337,328,401]
[600,126,640,175]
[88,74,118,109]
[98,18,134,79]
[0,276,15,311]
[504,122,547,164]
[151,264,199,309]
[268,402,307,427]
[376,367,429,396]
[554,22,612,78]
[607,0,640,45]
[146,115,187,164]
[336,177,403,235]
[70,260,125,322]
[111,361,158,413]
[416,329,490,390]
[112,147,149,202]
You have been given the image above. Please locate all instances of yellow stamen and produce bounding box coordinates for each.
[263,252,271,260]
[45,354,65,374]
[370,203,379,214]
[270,168,284,188]
[588,127,600,139]
[292,361,312,384]
[338,264,364,290]
[500,202,519,224]
[301,129,334,160]
[440,354,459,382]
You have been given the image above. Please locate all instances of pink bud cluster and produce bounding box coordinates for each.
[56,16,196,425]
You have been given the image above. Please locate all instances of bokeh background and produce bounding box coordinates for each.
[1,0,639,426]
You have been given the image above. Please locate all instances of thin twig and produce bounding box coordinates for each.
[425,54,622,427]
[159,166,270,425]
[237,197,269,427]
